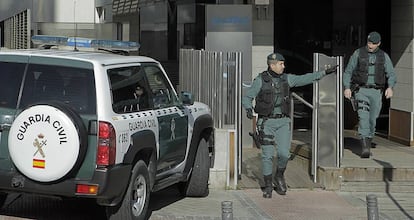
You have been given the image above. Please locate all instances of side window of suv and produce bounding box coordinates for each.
[108,66,151,113]
[143,65,178,109]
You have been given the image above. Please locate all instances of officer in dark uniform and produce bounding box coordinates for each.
[343,31,397,158]
[242,52,337,198]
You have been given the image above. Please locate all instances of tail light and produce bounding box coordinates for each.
[76,184,98,195]
[96,121,116,167]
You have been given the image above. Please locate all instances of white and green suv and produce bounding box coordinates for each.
[0,37,214,220]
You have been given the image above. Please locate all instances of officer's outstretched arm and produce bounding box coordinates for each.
[325,65,338,75]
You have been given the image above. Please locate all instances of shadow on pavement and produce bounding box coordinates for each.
[0,184,186,220]
[373,158,414,220]
[0,193,106,220]
[344,136,362,157]
[147,184,185,217]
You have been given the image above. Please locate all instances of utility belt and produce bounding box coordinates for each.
[251,113,289,147]
[360,85,383,90]
[258,113,289,119]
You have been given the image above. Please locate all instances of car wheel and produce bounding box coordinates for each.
[106,160,150,220]
[179,138,210,197]
[8,101,87,183]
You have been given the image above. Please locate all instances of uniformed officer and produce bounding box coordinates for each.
[242,52,337,198]
[343,31,396,158]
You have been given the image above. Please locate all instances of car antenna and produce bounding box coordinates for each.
[73,0,79,51]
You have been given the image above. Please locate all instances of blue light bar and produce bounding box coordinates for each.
[31,35,140,51]
[31,35,68,45]
[67,37,93,47]
[90,39,140,51]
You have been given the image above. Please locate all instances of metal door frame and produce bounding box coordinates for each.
[312,53,344,182]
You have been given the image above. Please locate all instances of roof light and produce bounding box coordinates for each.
[31,35,69,45]
[91,39,139,51]
[31,35,140,52]
[67,37,93,48]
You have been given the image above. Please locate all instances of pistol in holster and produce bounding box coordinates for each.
[349,96,357,111]
[249,131,261,149]
[349,84,359,112]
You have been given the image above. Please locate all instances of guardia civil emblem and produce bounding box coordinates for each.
[33,133,47,158]
[33,133,47,169]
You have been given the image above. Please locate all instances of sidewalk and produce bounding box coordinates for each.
[149,188,367,220]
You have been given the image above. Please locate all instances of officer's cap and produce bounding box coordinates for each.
[367,31,381,44]
[267,53,285,61]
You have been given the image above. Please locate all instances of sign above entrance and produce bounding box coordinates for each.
[206,5,252,32]
[255,0,269,5]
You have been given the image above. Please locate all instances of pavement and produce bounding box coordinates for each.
[147,144,414,220]
[149,186,414,220]
[149,186,368,220]
[0,180,412,220]
[2,140,414,220]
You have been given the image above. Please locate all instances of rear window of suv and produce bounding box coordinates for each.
[0,61,26,109]
[19,64,96,114]
[0,58,96,114]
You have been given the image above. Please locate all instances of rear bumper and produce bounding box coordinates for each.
[0,164,131,206]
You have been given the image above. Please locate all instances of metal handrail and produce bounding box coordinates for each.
[292,92,313,109]
[290,92,314,131]
[289,92,314,151]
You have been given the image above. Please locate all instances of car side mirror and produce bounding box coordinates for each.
[180,91,194,105]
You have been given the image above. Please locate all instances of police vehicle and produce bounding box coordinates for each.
[0,36,214,220]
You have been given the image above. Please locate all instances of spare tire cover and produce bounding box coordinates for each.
[9,105,82,182]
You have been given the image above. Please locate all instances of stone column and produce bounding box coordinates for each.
[389,0,414,145]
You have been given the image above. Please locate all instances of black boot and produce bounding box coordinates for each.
[263,175,273,198]
[274,168,287,195]
[368,137,376,148]
[360,138,371,158]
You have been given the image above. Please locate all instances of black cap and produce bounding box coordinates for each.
[267,53,285,61]
[367,31,381,44]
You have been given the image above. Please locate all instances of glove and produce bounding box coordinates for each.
[246,108,253,119]
[325,65,338,75]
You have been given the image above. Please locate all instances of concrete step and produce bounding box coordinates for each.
[341,167,414,182]
[340,181,414,193]
[317,166,414,190]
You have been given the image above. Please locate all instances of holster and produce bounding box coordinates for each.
[350,96,357,111]
[350,84,360,93]
[249,131,261,149]
[349,84,359,112]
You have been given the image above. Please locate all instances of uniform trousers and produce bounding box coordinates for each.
[355,88,382,138]
[257,117,291,176]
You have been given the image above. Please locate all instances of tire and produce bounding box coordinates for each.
[179,138,210,197]
[8,101,88,183]
[0,192,7,208]
[106,160,150,220]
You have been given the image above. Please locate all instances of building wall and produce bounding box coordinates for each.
[251,0,273,46]
[0,0,96,23]
[36,0,96,23]
[389,0,414,145]
[0,0,33,21]
[139,2,168,61]
[0,0,108,48]
[390,0,414,112]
